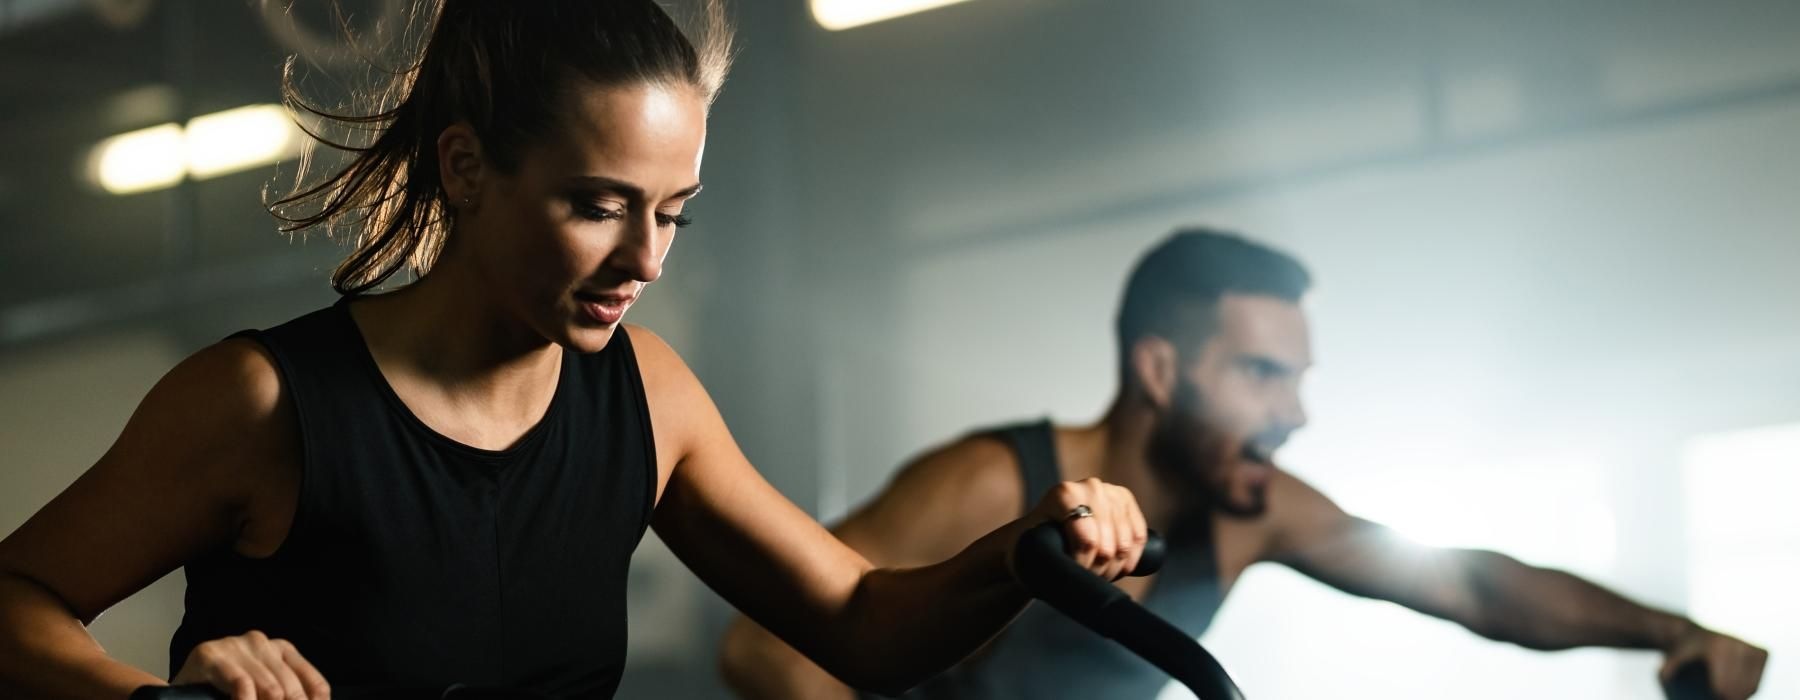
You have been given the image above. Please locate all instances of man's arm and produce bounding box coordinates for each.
[1263,470,1768,699]
[718,437,1027,700]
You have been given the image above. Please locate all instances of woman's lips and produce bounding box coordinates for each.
[576,293,635,325]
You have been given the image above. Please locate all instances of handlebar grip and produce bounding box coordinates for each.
[1012,523,1164,626]
[1137,528,1167,577]
[1663,661,1718,700]
[1016,523,1165,576]
[1013,522,1246,700]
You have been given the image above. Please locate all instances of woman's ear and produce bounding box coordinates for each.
[437,122,485,212]
[1130,336,1179,409]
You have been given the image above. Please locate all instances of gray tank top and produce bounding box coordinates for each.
[886,419,1225,699]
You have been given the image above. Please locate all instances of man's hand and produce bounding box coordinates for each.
[1660,625,1767,700]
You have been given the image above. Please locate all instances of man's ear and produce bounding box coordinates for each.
[437,122,485,212]
[1130,335,1179,409]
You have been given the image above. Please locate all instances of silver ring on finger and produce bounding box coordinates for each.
[1065,504,1094,521]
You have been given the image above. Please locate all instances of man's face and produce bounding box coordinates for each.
[1149,293,1312,517]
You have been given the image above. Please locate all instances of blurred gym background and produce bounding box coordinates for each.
[1,0,1796,697]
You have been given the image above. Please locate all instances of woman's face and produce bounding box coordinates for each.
[466,81,708,353]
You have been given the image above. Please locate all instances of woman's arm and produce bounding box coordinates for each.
[0,339,324,700]
[719,437,1038,700]
[631,328,1146,696]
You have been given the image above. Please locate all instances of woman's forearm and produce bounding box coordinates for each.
[0,572,164,700]
[719,616,858,700]
[818,519,1034,697]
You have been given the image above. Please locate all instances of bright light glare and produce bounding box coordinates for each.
[1337,455,1618,575]
[1682,422,1800,544]
[86,104,302,195]
[811,0,978,31]
[1200,454,1630,699]
[185,104,302,179]
[1682,422,1800,700]
[90,123,186,195]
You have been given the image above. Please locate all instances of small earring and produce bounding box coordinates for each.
[461,196,472,207]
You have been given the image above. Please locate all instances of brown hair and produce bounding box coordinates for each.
[271,0,734,295]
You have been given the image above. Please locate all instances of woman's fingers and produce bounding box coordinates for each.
[247,633,309,700]
[278,639,332,700]
[1056,483,1101,569]
[1110,483,1147,578]
[1086,479,1120,576]
[174,631,327,700]
[1037,478,1149,581]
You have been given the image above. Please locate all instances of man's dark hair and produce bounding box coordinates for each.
[1116,228,1312,374]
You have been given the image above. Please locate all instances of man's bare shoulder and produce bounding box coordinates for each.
[1257,467,1356,561]
[896,433,1029,515]
[1266,468,1336,516]
[835,431,1031,566]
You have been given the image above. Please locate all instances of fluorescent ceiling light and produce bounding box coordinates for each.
[89,123,186,195]
[185,104,302,179]
[86,103,303,196]
[811,0,978,31]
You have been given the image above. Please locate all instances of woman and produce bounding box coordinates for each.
[0,2,1149,698]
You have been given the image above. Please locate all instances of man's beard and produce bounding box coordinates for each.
[1146,378,1270,518]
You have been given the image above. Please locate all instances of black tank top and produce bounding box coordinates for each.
[888,419,1224,699]
[169,298,657,698]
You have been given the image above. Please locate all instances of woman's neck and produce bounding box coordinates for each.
[349,261,562,416]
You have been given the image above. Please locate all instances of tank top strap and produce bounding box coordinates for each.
[985,418,1061,516]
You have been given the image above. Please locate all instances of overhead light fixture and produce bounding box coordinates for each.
[89,123,186,195]
[185,104,303,180]
[811,0,978,31]
[85,103,304,196]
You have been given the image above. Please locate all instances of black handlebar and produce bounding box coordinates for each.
[1664,661,1722,700]
[1013,522,1248,700]
[1134,525,1169,577]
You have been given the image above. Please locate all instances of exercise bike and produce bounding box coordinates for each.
[139,525,1721,699]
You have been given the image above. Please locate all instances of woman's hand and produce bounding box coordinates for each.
[1019,477,1149,582]
[169,630,329,700]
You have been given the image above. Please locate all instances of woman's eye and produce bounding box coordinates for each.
[572,200,625,222]
[657,213,694,228]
